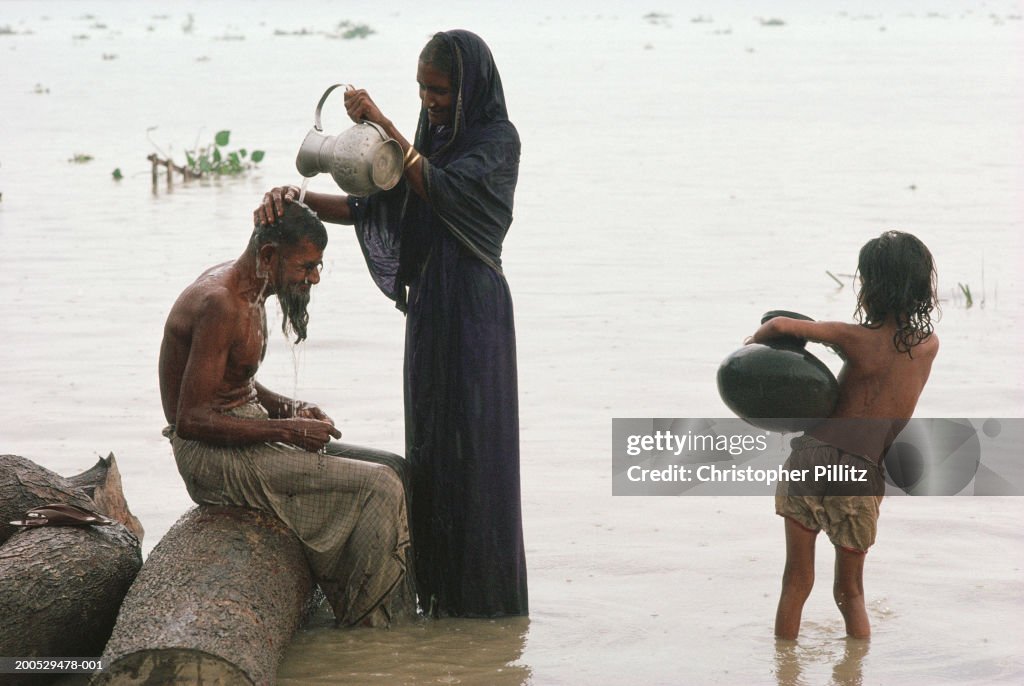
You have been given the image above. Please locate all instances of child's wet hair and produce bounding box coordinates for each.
[855,230,938,354]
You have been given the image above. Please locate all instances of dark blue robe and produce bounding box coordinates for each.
[349,30,528,617]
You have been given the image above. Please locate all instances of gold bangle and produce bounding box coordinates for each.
[404,151,421,170]
[403,146,416,163]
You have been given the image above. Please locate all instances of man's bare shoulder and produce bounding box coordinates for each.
[166,263,241,330]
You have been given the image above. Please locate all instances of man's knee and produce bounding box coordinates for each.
[372,466,407,512]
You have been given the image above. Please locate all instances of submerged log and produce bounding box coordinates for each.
[96,506,317,686]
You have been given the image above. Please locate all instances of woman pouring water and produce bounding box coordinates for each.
[255,30,527,619]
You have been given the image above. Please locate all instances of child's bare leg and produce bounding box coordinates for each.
[775,517,817,639]
[833,546,870,638]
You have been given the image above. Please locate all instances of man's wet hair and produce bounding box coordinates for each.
[419,33,453,77]
[251,200,327,253]
[251,202,326,345]
[855,230,938,355]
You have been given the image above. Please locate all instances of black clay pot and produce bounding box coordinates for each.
[716,311,839,432]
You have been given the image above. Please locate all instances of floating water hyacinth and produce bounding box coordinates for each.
[644,12,671,26]
[328,21,376,40]
[184,130,265,177]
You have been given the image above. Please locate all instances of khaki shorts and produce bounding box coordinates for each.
[775,435,885,553]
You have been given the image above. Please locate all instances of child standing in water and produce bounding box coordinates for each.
[749,230,939,639]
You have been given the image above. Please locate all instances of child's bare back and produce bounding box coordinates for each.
[754,317,939,461]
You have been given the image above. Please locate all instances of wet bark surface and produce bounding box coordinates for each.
[0,454,144,545]
[96,506,317,686]
[0,455,143,686]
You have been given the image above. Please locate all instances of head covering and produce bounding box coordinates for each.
[417,30,511,163]
[350,30,520,311]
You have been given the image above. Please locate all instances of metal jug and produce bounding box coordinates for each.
[295,84,403,197]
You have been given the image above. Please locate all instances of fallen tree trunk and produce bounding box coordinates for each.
[0,453,144,545]
[95,506,317,686]
[0,454,144,681]
[0,525,142,676]
[1,455,99,545]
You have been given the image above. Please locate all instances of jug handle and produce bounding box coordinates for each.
[312,83,355,133]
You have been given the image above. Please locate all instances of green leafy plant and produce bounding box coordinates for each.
[184,130,265,177]
[958,282,973,308]
[112,168,123,181]
[332,21,375,39]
